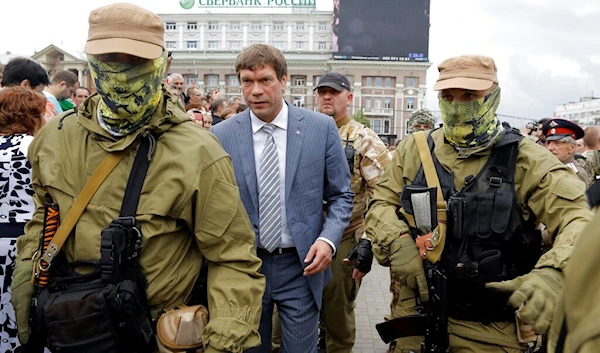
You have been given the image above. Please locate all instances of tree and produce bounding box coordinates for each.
[353,109,370,128]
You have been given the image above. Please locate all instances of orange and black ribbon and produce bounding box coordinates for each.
[37,194,59,290]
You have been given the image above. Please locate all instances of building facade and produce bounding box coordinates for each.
[555,97,600,127]
[161,10,431,140]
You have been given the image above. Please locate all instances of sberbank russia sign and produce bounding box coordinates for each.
[180,0,316,9]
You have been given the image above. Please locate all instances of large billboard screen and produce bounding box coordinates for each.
[332,0,430,62]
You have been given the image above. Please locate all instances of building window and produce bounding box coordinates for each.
[407,77,416,87]
[185,75,197,86]
[319,22,327,31]
[208,41,219,49]
[314,76,321,85]
[385,77,392,87]
[372,119,382,133]
[366,77,372,87]
[296,41,304,50]
[407,97,415,110]
[251,22,262,30]
[230,22,241,30]
[208,22,219,30]
[293,97,305,108]
[228,75,240,86]
[187,22,197,30]
[187,41,197,49]
[384,119,391,134]
[375,98,382,109]
[207,75,219,86]
[166,22,176,31]
[384,97,392,109]
[273,22,284,31]
[318,42,327,50]
[166,41,177,49]
[296,22,304,30]
[294,77,305,86]
[365,97,372,109]
[375,77,383,87]
[273,41,284,50]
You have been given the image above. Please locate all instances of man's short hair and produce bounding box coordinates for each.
[228,96,241,105]
[187,87,201,96]
[1,57,50,88]
[235,44,287,80]
[77,87,91,94]
[211,98,225,112]
[168,73,184,82]
[236,104,248,113]
[51,71,79,86]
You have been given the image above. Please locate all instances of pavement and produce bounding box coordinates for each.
[353,261,393,353]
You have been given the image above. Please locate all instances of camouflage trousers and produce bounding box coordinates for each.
[388,280,530,353]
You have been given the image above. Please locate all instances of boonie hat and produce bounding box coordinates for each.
[542,118,585,141]
[85,2,165,60]
[315,72,352,92]
[433,55,498,91]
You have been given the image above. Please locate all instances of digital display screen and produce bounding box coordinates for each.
[332,0,430,62]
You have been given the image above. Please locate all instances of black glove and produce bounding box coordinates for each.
[346,239,373,274]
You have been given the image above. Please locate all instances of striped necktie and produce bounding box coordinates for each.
[259,123,282,252]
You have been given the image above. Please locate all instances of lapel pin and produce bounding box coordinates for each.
[296,130,300,135]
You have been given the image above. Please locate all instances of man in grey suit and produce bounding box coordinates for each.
[212,44,353,353]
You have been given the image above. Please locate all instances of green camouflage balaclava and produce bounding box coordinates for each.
[439,86,501,153]
[87,51,167,136]
[407,108,435,134]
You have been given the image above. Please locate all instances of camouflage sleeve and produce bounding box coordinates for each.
[365,139,412,266]
[357,128,391,199]
[515,140,593,271]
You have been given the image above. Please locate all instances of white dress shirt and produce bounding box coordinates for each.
[250,102,336,253]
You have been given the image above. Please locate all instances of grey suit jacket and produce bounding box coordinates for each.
[212,102,353,308]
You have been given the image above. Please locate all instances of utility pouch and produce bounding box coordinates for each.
[344,135,356,172]
[156,305,209,352]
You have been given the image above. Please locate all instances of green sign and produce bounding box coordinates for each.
[186,0,316,8]
[180,0,195,9]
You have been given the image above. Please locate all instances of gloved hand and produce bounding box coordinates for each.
[486,267,563,334]
[389,235,429,302]
[344,239,374,279]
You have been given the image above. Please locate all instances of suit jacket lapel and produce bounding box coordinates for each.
[238,112,259,211]
[285,104,304,198]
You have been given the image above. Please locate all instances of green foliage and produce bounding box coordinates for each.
[353,109,370,128]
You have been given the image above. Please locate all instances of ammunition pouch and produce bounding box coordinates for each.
[35,218,154,353]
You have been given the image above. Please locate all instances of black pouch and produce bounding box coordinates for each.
[37,275,121,353]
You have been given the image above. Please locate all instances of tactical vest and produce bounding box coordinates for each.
[410,130,542,323]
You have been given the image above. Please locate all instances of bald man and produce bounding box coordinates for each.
[583,126,600,184]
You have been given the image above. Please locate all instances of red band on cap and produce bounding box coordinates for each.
[549,127,576,138]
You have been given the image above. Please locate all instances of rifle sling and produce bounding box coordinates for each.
[413,131,447,263]
[41,150,128,265]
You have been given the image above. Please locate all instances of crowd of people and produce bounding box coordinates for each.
[0,3,599,353]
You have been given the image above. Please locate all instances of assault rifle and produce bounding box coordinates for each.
[375,260,450,353]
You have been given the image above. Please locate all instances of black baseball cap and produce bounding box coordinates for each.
[314,72,351,92]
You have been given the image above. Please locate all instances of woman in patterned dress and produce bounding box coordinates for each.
[0,86,46,352]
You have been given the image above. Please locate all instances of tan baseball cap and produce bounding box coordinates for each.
[84,3,165,60]
[433,55,498,91]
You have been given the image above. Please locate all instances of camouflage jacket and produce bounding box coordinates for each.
[582,150,600,183]
[337,116,390,240]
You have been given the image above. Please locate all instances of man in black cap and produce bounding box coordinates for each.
[542,118,589,186]
[315,71,390,353]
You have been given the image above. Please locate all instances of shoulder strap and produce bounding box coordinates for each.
[41,150,128,264]
[120,134,155,217]
[413,131,447,263]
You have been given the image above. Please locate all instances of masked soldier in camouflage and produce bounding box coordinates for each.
[315,72,390,353]
[366,55,592,352]
[406,108,435,135]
